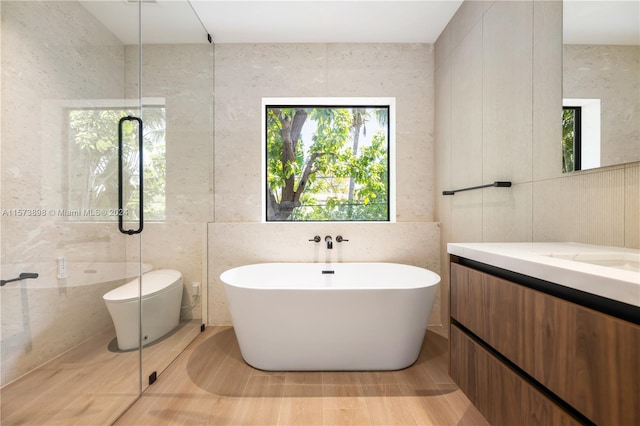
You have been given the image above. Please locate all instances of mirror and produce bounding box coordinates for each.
[562,0,639,172]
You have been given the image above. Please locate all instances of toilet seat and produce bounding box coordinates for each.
[103,269,181,303]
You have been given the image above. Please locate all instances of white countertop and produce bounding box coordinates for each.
[447,242,640,308]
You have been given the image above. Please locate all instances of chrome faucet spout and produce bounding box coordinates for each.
[324,235,333,249]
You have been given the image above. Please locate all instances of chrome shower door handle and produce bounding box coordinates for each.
[118,115,144,235]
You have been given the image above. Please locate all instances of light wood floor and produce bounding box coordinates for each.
[115,327,489,426]
[0,320,201,426]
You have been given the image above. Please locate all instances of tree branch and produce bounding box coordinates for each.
[294,152,323,202]
[290,109,307,151]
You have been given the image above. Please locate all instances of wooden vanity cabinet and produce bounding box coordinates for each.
[450,324,579,426]
[450,258,640,426]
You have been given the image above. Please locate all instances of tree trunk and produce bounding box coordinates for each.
[267,108,309,220]
[347,110,364,218]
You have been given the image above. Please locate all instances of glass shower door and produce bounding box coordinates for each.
[0,0,143,423]
[1,0,211,422]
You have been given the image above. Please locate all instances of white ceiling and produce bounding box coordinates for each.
[81,0,464,45]
[193,0,465,44]
[563,0,639,45]
[80,0,639,46]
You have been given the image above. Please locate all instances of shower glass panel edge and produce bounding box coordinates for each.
[138,0,212,394]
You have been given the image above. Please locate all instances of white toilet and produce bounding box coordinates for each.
[103,269,183,351]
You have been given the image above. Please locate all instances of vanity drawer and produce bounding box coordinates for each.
[522,283,640,426]
[450,262,525,366]
[450,261,640,425]
[450,324,580,426]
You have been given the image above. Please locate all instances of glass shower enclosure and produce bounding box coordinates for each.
[0,1,213,423]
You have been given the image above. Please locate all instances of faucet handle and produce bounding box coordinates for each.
[336,235,349,242]
[309,235,321,243]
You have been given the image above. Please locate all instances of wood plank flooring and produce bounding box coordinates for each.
[0,320,201,426]
[115,327,489,426]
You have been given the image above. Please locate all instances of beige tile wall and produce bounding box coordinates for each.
[213,43,435,223]
[209,43,443,329]
[434,0,640,335]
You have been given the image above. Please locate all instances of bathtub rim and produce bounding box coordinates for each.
[220,261,441,291]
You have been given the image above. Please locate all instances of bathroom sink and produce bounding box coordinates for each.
[448,242,640,308]
[543,252,640,273]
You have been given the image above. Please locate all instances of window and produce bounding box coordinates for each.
[562,106,582,172]
[67,103,166,221]
[562,98,601,172]
[263,98,395,222]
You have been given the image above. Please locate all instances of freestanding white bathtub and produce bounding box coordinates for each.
[220,262,440,371]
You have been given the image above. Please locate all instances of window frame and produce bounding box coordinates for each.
[261,97,396,223]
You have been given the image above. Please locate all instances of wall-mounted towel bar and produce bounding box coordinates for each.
[1,272,39,287]
[443,181,511,195]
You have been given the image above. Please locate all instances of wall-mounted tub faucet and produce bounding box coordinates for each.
[325,235,333,249]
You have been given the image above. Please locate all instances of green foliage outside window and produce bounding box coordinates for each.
[266,105,390,221]
[562,108,576,173]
